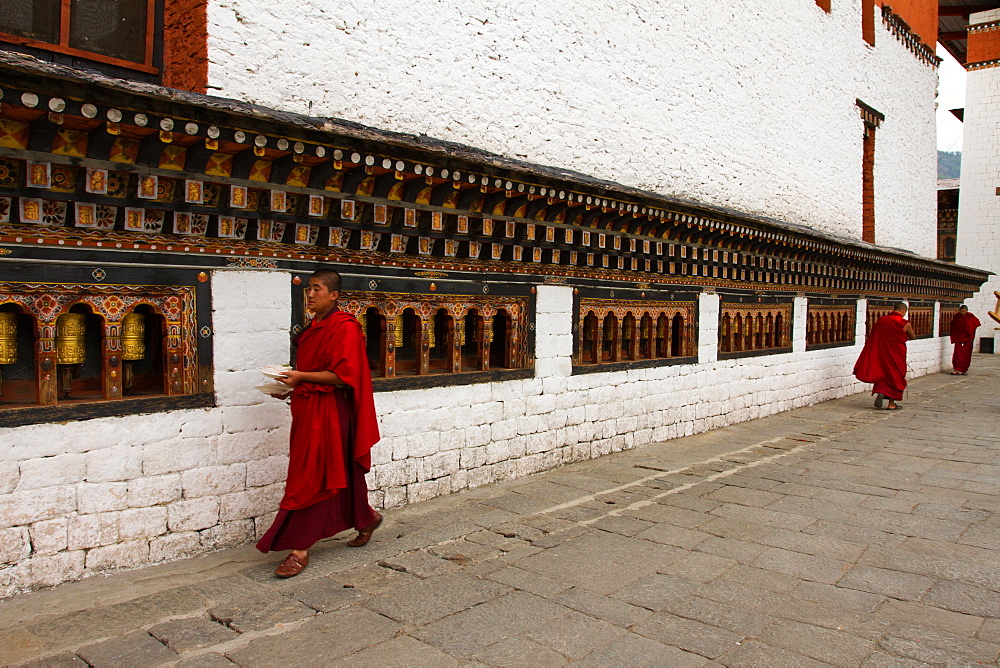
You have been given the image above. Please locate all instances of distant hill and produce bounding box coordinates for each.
[938,151,961,179]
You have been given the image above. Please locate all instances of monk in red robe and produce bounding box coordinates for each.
[949,305,981,375]
[257,269,382,578]
[854,302,915,410]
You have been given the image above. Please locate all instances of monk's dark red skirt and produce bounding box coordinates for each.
[256,389,376,552]
[953,341,974,374]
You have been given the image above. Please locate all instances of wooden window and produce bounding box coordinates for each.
[0,279,209,424]
[576,299,695,366]
[861,0,875,46]
[938,305,959,338]
[719,303,792,356]
[908,306,934,339]
[330,292,529,380]
[862,125,876,243]
[806,304,856,348]
[857,101,883,244]
[0,0,158,73]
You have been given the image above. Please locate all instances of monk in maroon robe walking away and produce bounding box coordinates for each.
[949,305,981,375]
[257,269,382,578]
[854,301,916,411]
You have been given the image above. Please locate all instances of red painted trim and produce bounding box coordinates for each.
[0,32,159,74]
[162,0,209,93]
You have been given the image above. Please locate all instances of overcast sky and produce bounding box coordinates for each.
[937,44,966,152]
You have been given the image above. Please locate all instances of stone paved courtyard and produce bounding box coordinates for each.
[1,355,999,666]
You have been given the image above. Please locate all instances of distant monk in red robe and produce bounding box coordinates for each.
[257,269,382,578]
[854,301,916,411]
[949,305,981,375]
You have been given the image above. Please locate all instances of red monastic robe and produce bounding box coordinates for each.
[280,309,380,510]
[854,312,909,401]
[950,312,981,344]
[950,311,981,374]
[256,309,380,553]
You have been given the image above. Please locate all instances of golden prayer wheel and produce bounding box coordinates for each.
[358,311,367,334]
[425,320,435,349]
[122,313,146,361]
[56,313,87,365]
[0,312,16,365]
[641,320,651,340]
[393,315,404,348]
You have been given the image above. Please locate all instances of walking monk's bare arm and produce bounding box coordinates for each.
[279,369,347,387]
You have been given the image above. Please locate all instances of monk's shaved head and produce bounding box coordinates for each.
[310,269,342,293]
[893,301,908,312]
[958,304,969,312]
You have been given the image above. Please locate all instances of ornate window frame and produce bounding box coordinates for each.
[290,276,534,390]
[718,296,793,359]
[0,261,213,427]
[805,300,857,350]
[572,288,698,374]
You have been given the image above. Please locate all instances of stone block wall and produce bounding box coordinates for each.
[0,274,955,595]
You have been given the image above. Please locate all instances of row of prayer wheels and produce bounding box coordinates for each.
[358,312,492,349]
[0,312,147,365]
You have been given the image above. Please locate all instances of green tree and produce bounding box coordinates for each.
[937,151,961,179]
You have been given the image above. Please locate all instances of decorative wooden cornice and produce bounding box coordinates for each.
[0,52,989,302]
[881,6,941,67]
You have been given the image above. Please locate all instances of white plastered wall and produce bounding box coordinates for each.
[0,274,954,594]
[204,0,938,256]
[956,10,1000,344]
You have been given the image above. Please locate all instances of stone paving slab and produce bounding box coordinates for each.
[1,355,999,666]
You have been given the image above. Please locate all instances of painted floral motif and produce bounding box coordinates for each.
[268,221,286,242]
[42,200,67,226]
[143,210,165,233]
[95,205,117,230]
[50,165,77,193]
[107,172,129,198]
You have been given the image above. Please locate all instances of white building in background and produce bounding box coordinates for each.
[955,8,1000,349]
[0,1,987,594]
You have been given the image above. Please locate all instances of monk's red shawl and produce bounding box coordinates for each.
[950,312,981,343]
[854,312,909,394]
[280,310,380,510]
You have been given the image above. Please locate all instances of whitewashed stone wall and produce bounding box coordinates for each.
[0,274,955,595]
[204,0,937,256]
[0,271,293,596]
[956,10,1000,341]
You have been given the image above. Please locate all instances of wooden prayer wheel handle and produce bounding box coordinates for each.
[990,291,1000,325]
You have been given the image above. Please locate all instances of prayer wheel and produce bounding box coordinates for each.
[0,312,16,365]
[358,311,367,334]
[640,319,651,340]
[393,314,404,348]
[121,313,146,361]
[425,319,435,349]
[55,313,86,365]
